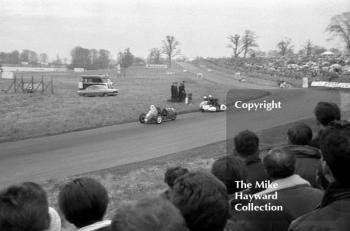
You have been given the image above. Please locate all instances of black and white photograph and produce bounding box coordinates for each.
[1,0,350,230]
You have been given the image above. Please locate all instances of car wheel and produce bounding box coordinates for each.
[139,113,146,123]
[156,116,162,124]
[103,93,108,97]
[220,104,227,111]
[200,108,205,112]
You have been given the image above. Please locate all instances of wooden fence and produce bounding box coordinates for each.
[4,75,54,94]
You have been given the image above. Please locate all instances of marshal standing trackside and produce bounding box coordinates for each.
[233,100,282,111]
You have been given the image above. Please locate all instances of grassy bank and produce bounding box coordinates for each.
[0,66,266,143]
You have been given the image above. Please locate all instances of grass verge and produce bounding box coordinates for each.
[0,66,266,143]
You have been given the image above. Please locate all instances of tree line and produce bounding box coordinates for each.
[1,12,348,69]
[227,12,350,58]
[0,50,63,65]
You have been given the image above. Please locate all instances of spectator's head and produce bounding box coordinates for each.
[0,182,50,231]
[211,156,247,194]
[287,123,313,145]
[111,196,188,231]
[314,102,340,128]
[164,167,189,189]
[263,147,296,180]
[320,120,350,186]
[58,177,109,228]
[170,171,229,231]
[234,130,259,157]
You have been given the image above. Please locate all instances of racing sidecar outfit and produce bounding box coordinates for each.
[145,105,158,122]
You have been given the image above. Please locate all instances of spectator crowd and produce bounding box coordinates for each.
[203,56,350,84]
[1,101,350,231]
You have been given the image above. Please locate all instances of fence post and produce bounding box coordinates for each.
[31,76,34,92]
[14,75,17,93]
[51,77,54,94]
[41,76,44,94]
[21,76,24,93]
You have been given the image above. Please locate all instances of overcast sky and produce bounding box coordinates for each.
[1,0,349,60]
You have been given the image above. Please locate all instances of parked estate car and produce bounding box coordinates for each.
[77,85,118,97]
[78,74,114,90]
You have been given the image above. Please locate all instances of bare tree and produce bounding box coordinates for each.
[327,12,350,53]
[162,35,180,67]
[241,30,258,58]
[227,34,242,57]
[39,53,49,64]
[304,40,313,57]
[227,30,258,58]
[148,48,162,64]
[277,38,294,56]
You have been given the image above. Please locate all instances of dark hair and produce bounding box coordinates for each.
[0,182,50,231]
[164,167,189,188]
[314,102,340,126]
[234,130,259,156]
[111,197,188,231]
[170,171,229,231]
[58,177,109,228]
[287,123,313,145]
[320,120,350,185]
[263,147,296,179]
[211,156,247,194]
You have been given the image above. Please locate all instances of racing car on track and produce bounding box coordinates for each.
[139,105,177,124]
[199,95,227,112]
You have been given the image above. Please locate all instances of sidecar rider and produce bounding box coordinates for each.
[200,96,209,107]
[208,95,215,106]
[145,105,158,122]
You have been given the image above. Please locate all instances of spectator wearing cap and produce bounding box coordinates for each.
[280,123,321,187]
[234,130,269,193]
[111,196,189,231]
[236,147,323,231]
[0,182,59,231]
[289,120,350,231]
[58,177,110,231]
[310,102,340,149]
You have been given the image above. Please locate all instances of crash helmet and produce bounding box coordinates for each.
[150,105,156,110]
[203,96,208,100]
[208,94,213,99]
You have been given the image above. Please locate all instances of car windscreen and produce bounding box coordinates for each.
[82,77,104,83]
[87,85,107,90]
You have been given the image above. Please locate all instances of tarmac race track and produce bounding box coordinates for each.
[0,64,344,187]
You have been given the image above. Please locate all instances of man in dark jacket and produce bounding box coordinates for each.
[310,102,340,149]
[171,82,176,101]
[233,147,323,231]
[289,120,350,231]
[234,130,269,193]
[281,123,321,187]
[173,82,179,102]
[178,81,185,102]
